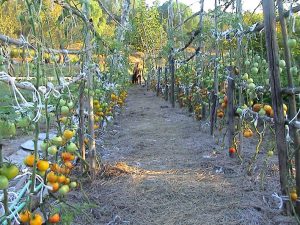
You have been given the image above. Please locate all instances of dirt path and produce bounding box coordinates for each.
[73,86,296,225]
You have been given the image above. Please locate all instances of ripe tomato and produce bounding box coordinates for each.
[37,160,50,171]
[30,213,43,225]
[64,161,73,169]
[290,192,298,202]
[0,163,19,180]
[50,163,60,173]
[61,152,72,162]
[263,104,272,115]
[57,175,66,183]
[48,213,60,223]
[63,129,74,140]
[243,128,253,138]
[64,178,71,185]
[24,154,36,167]
[229,147,236,154]
[46,171,58,183]
[19,210,31,223]
[48,182,60,193]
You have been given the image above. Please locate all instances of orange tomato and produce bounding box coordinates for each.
[19,210,31,223]
[50,163,60,173]
[222,102,227,108]
[263,105,272,115]
[223,96,228,104]
[57,175,66,183]
[64,161,74,169]
[24,154,36,167]
[253,103,262,112]
[29,213,43,225]
[37,160,49,171]
[63,129,74,140]
[290,192,298,201]
[48,182,60,192]
[217,110,224,118]
[48,213,60,223]
[46,171,58,183]
[243,128,253,138]
[61,152,72,162]
[64,177,71,184]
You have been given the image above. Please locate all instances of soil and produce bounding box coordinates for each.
[72,86,297,225]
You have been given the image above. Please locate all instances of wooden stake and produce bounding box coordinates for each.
[262,0,289,210]
[278,0,300,214]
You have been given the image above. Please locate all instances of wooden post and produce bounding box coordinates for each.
[210,0,219,135]
[227,69,235,156]
[263,0,289,207]
[169,53,175,108]
[278,0,300,214]
[164,67,169,101]
[157,67,161,96]
[83,1,97,178]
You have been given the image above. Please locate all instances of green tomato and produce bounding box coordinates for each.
[51,136,63,146]
[59,99,66,106]
[0,176,9,189]
[251,67,258,74]
[236,108,243,115]
[40,141,49,152]
[245,60,250,66]
[67,101,74,109]
[253,62,259,68]
[0,164,19,180]
[47,145,58,155]
[279,60,286,68]
[59,185,70,195]
[255,55,261,61]
[248,83,256,90]
[242,73,249,80]
[258,108,266,116]
[70,181,77,188]
[287,39,297,49]
[267,150,274,157]
[247,78,254,84]
[66,142,78,153]
[61,106,70,116]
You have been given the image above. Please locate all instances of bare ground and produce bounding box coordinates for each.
[72,86,297,225]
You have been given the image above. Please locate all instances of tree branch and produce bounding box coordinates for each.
[96,0,122,27]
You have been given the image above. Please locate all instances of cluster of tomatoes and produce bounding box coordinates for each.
[0,163,19,189]
[93,91,127,130]
[19,96,80,224]
[194,104,202,121]
[19,210,60,225]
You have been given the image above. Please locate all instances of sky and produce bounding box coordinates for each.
[145,0,262,12]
